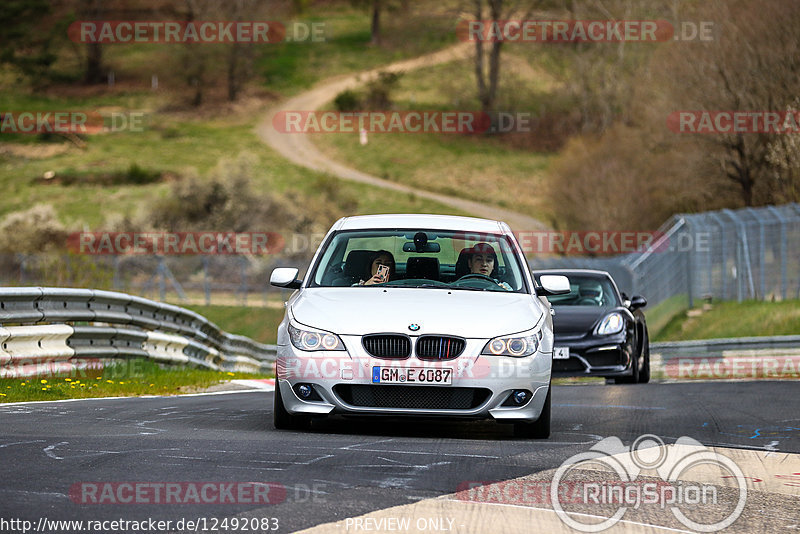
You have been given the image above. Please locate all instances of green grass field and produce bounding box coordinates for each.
[257,7,459,96]
[0,359,268,403]
[655,299,800,341]
[185,304,286,345]
[310,56,558,222]
[0,101,463,228]
[0,4,467,230]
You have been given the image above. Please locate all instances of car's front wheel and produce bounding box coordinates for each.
[614,349,640,384]
[513,385,551,439]
[273,382,310,430]
[637,333,651,384]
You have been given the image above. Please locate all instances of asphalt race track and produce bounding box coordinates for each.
[1,381,799,533]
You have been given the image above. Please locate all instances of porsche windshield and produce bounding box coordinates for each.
[310,230,528,293]
[544,275,620,307]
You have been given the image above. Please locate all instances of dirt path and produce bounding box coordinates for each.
[255,43,547,232]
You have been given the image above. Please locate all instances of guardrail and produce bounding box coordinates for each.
[0,287,278,378]
[650,335,800,380]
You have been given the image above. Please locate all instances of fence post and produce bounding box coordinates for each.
[203,257,211,306]
[685,220,694,308]
[767,206,788,301]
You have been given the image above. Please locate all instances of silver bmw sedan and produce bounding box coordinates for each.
[269,214,569,438]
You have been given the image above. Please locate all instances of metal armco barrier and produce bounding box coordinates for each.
[0,287,277,378]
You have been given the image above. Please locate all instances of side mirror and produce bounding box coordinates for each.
[538,275,570,295]
[270,268,301,289]
[629,295,647,310]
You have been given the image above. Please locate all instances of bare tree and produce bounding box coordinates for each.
[219,0,261,101]
[470,1,545,113]
[371,0,382,45]
[656,0,800,206]
[77,0,105,84]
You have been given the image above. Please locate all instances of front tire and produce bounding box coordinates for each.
[273,382,310,430]
[513,385,551,439]
[614,348,640,384]
[637,333,651,384]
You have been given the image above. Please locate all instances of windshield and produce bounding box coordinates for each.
[541,275,620,307]
[309,229,528,293]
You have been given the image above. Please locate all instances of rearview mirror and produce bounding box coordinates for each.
[402,242,440,253]
[538,275,570,295]
[270,268,301,289]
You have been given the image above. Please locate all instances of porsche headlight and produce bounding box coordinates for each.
[596,312,624,335]
[288,323,345,351]
[482,329,543,358]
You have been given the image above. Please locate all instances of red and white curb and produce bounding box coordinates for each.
[230,378,275,391]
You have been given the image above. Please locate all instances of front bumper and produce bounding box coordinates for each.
[551,332,634,377]
[275,335,551,422]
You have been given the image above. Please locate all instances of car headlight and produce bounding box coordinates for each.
[596,312,624,335]
[482,329,543,358]
[288,323,345,351]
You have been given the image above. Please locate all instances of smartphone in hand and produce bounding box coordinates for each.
[376,264,390,283]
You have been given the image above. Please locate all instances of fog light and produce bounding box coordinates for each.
[297,384,312,399]
[513,390,529,405]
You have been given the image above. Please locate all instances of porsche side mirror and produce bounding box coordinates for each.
[270,267,301,289]
[629,295,647,310]
[538,275,570,295]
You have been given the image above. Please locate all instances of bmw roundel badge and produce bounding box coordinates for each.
[408,323,420,331]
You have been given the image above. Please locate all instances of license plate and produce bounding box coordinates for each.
[372,367,453,385]
[554,347,570,360]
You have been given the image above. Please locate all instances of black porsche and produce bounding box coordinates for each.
[533,269,650,384]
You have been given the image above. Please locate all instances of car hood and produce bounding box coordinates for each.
[290,288,542,338]
[551,306,613,335]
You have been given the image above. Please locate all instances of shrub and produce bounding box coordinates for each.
[334,89,362,112]
[0,204,67,254]
[365,71,403,110]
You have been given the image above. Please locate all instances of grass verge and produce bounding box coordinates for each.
[0,359,269,404]
[184,304,286,345]
[647,295,689,341]
[655,299,800,341]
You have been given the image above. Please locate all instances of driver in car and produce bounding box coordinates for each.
[464,243,512,291]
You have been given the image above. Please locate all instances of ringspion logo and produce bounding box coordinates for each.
[551,435,747,532]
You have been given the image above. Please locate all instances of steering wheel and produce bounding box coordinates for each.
[458,273,496,282]
[576,297,599,305]
[453,273,502,288]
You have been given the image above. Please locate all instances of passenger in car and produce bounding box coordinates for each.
[358,250,396,285]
